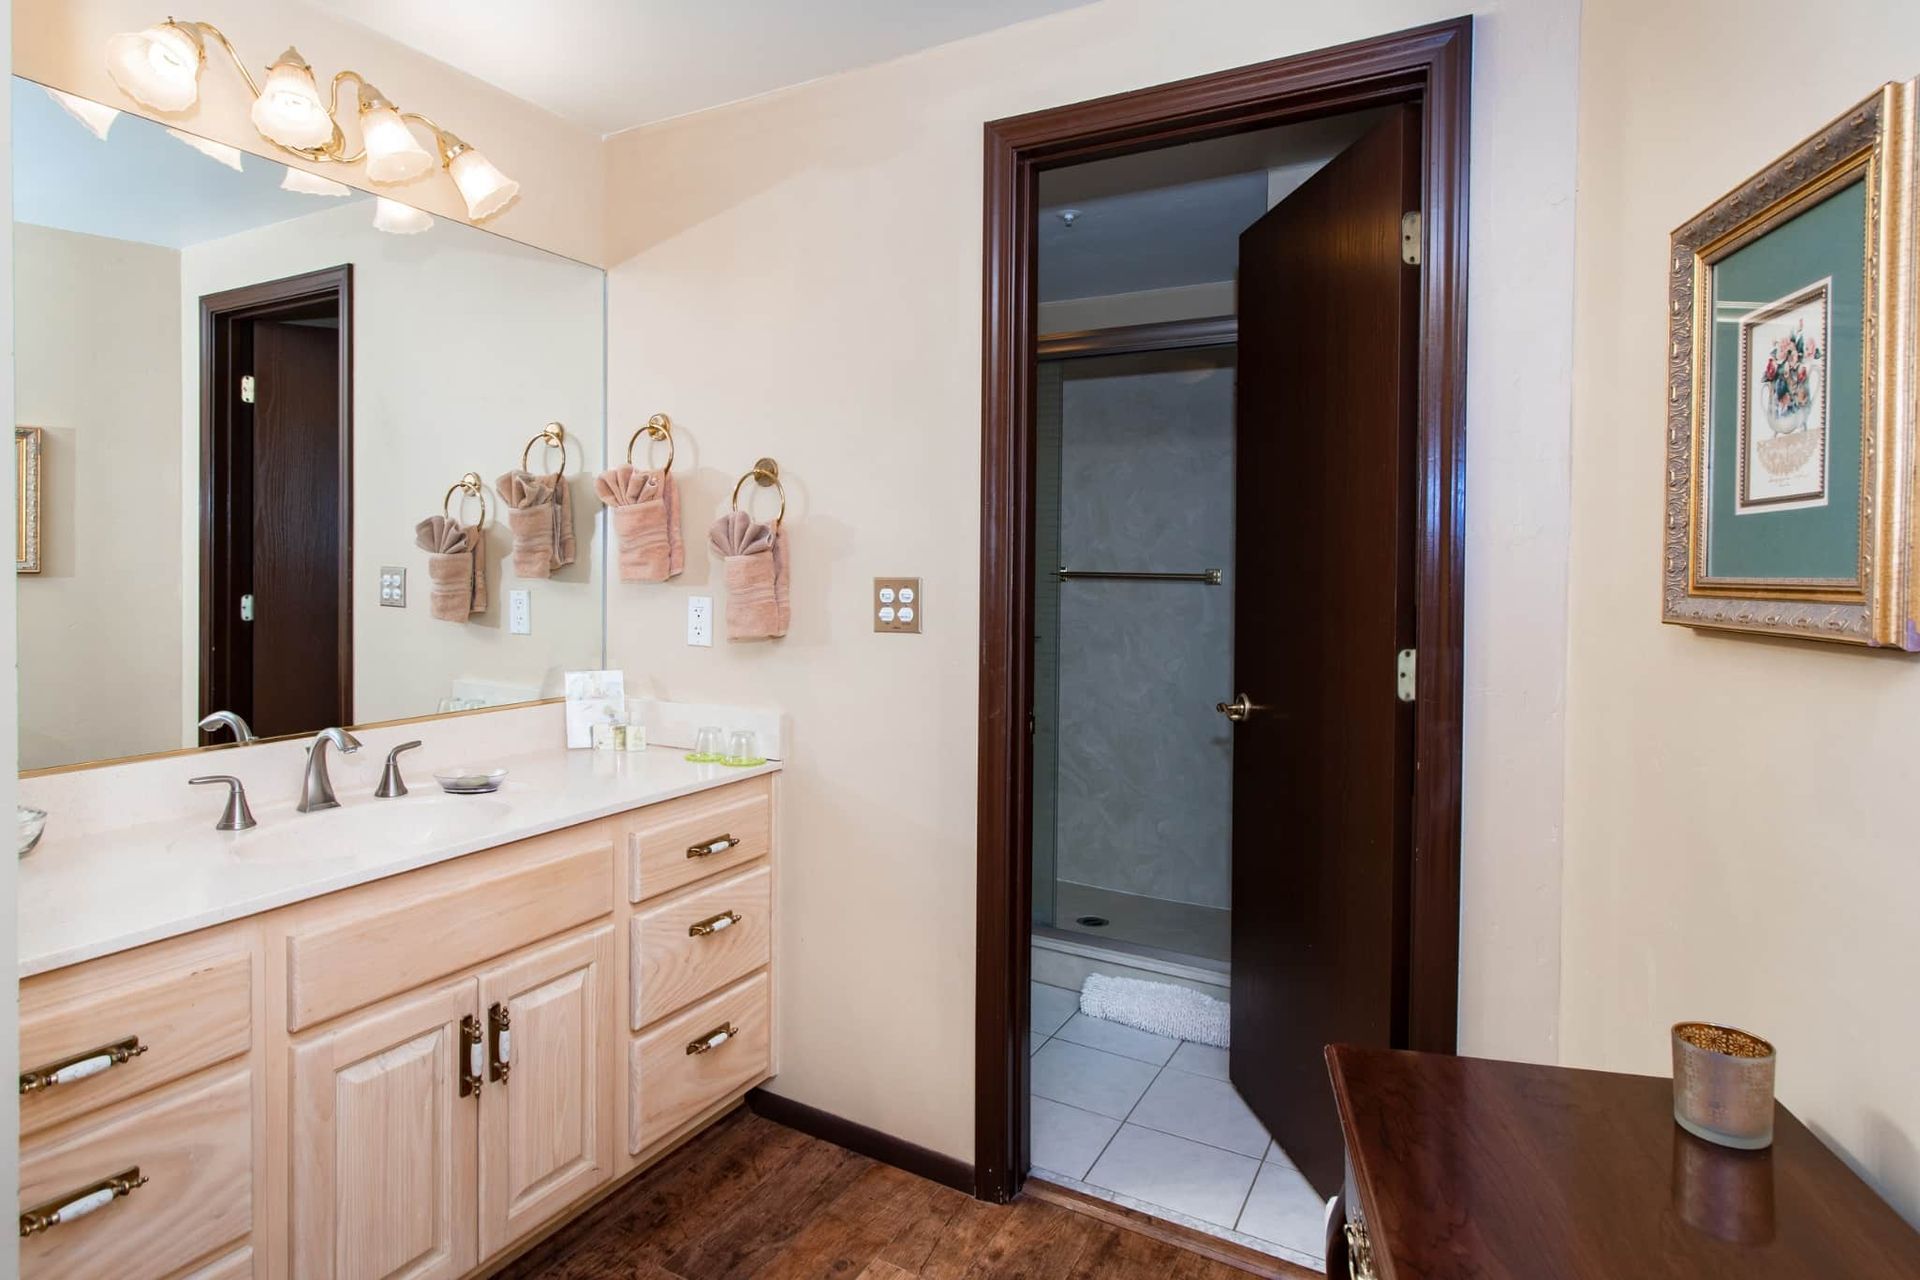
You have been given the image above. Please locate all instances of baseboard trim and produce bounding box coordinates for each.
[1024,1178,1316,1279]
[745,1088,975,1194]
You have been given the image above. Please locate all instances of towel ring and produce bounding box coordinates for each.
[442,471,488,530]
[519,422,567,477]
[625,413,675,473]
[729,457,786,529]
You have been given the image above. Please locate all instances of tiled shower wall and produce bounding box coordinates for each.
[1040,350,1236,911]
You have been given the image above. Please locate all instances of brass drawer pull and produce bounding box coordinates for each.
[488,1002,512,1084]
[687,834,740,859]
[688,910,742,937]
[20,1036,147,1095]
[686,1022,739,1055]
[1344,1221,1378,1280]
[20,1166,148,1237]
[459,1014,484,1097]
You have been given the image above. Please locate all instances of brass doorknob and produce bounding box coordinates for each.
[1217,694,1257,722]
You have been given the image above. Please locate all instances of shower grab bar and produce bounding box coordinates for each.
[1056,567,1223,585]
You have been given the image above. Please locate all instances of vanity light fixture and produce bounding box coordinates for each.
[280,168,351,197]
[373,197,434,235]
[103,18,521,221]
[45,86,120,140]
[165,125,243,171]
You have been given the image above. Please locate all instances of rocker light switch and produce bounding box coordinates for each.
[874,578,921,633]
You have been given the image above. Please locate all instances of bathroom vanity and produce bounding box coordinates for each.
[17,735,779,1280]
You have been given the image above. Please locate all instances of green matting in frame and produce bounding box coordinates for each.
[1663,78,1920,648]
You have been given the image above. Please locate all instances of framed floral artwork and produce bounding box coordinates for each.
[1664,79,1920,647]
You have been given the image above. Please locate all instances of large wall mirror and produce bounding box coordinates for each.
[12,78,607,773]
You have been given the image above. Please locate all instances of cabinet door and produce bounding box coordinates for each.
[289,980,479,1280]
[477,926,615,1259]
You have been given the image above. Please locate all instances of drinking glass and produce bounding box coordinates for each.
[691,726,725,762]
[724,730,758,766]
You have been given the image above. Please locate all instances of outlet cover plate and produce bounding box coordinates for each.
[379,566,406,608]
[874,577,921,633]
[688,596,714,647]
[508,589,531,635]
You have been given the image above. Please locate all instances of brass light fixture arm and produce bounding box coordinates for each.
[162,21,380,164]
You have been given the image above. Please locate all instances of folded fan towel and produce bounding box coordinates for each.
[413,516,486,621]
[708,508,790,640]
[495,469,577,578]
[596,464,684,583]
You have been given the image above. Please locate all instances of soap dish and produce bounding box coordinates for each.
[433,765,507,795]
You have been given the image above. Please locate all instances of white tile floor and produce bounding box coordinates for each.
[1028,980,1327,1270]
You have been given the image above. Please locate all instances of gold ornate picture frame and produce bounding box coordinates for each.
[1663,80,1919,647]
[16,425,41,575]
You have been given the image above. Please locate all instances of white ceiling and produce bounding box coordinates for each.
[305,0,1096,136]
[1036,112,1385,303]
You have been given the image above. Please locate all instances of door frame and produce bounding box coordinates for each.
[199,265,354,737]
[974,18,1471,1203]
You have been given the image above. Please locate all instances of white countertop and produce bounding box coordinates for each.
[19,747,780,977]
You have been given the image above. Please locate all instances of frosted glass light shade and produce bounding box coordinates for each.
[281,169,351,197]
[373,198,434,235]
[46,88,120,141]
[251,50,334,150]
[104,23,203,113]
[165,127,243,171]
[361,106,433,184]
[448,147,519,220]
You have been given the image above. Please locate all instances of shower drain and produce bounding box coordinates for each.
[1074,915,1110,928]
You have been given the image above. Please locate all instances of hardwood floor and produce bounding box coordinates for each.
[497,1109,1302,1279]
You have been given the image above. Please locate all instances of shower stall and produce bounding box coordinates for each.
[1031,342,1237,981]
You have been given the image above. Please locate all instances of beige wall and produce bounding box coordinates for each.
[13,0,606,265]
[603,0,1581,1160]
[15,224,182,770]
[1564,0,1920,1226]
[179,201,607,733]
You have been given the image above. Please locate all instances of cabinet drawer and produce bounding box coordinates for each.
[20,1064,252,1280]
[630,972,770,1153]
[625,777,771,902]
[287,830,613,1031]
[21,933,251,1138]
[633,864,771,1027]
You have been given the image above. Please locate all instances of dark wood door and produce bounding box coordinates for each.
[1227,106,1421,1198]
[246,319,346,735]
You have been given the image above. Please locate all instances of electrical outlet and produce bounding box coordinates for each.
[508,589,532,635]
[379,566,406,608]
[874,577,921,633]
[687,596,714,647]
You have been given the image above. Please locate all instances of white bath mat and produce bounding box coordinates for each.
[1079,974,1229,1047]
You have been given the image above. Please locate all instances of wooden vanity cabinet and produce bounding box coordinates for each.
[17,773,778,1280]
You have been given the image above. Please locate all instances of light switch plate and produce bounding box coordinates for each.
[379,566,406,608]
[508,589,531,635]
[874,577,921,633]
[688,596,714,647]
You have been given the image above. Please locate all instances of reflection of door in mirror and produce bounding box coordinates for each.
[200,267,352,741]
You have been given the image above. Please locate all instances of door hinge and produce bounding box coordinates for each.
[239,374,256,404]
[1400,211,1422,266]
[238,594,255,623]
[1396,649,1417,703]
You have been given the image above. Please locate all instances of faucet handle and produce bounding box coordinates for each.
[189,776,257,832]
[375,741,423,799]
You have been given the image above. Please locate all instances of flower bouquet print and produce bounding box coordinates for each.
[1736,279,1829,513]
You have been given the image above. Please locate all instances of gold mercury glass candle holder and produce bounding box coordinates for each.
[1672,1022,1776,1150]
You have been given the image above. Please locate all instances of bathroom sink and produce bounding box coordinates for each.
[173,795,514,858]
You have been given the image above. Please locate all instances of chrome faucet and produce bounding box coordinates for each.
[298,727,363,813]
[198,710,257,744]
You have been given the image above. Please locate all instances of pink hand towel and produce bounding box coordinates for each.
[414,515,484,621]
[495,470,577,578]
[596,464,683,583]
[709,509,790,640]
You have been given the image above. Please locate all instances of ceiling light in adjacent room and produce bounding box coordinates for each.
[44,87,120,140]
[165,127,243,171]
[251,48,335,151]
[282,168,351,197]
[359,86,433,184]
[373,197,434,235]
[439,133,520,221]
[104,21,204,112]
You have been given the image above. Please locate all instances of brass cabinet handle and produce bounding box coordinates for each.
[20,1036,147,1095]
[488,1002,511,1084]
[686,1022,739,1056]
[459,1014,484,1097]
[20,1167,147,1237]
[686,834,741,859]
[688,910,742,938]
